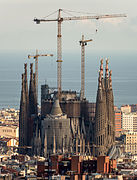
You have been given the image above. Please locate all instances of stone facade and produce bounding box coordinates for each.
[19,63,38,154]
[19,64,29,153]
[94,59,115,156]
[41,99,72,155]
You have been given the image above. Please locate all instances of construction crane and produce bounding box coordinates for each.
[28,49,53,100]
[34,9,126,97]
[80,35,92,100]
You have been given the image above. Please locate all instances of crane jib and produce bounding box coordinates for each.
[63,14,126,21]
[34,14,126,23]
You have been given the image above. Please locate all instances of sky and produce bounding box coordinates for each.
[0,0,137,53]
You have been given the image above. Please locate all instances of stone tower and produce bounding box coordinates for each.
[19,63,38,154]
[19,64,29,154]
[94,59,115,156]
[28,63,38,146]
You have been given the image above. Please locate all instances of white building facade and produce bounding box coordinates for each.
[125,132,137,154]
[0,125,19,138]
[122,112,137,132]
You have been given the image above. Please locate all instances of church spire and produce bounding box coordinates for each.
[98,71,102,90]
[19,64,29,154]
[24,63,28,97]
[29,63,37,115]
[19,74,26,150]
[28,63,38,146]
[109,70,112,89]
[33,73,38,115]
[105,59,109,89]
[100,59,103,78]
[94,58,115,156]
[105,58,109,79]
[50,98,62,116]
[21,74,25,105]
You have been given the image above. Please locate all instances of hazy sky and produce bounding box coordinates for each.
[0,0,137,53]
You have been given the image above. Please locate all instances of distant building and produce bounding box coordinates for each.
[0,125,19,138]
[114,106,119,111]
[97,156,117,174]
[115,110,122,137]
[0,137,18,147]
[125,132,137,154]
[0,108,19,125]
[122,112,137,132]
[97,156,109,173]
[130,104,137,112]
[121,105,131,113]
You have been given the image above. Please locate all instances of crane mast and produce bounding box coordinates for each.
[80,35,92,100]
[34,9,126,98]
[35,49,38,99]
[28,50,53,101]
[57,9,63,97]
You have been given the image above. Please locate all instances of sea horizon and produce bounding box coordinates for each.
[0,50,137,109]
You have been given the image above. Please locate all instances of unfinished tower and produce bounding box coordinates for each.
[94,59,115,156]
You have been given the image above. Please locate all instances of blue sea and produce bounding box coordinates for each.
[0,50,137,109]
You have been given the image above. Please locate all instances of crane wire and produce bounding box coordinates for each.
[62,9,76,17]
[63,9,99,34]
[63,9,97,15]
[41,9,101,20]
[42,10,58,19]
[63,8,100,34]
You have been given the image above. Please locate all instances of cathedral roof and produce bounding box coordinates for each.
[50,99,63,116]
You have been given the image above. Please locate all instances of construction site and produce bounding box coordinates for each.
[19,9,126,157]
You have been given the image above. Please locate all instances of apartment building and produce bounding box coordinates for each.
[115,110,122,137]
[121,105,131,114]
[122,112,137,132]
[125,132,137,154]
[0,125,19,138]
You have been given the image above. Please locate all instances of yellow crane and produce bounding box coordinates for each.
[28,49,53,100]
[80,35,93,100]
[34,9,126,97]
